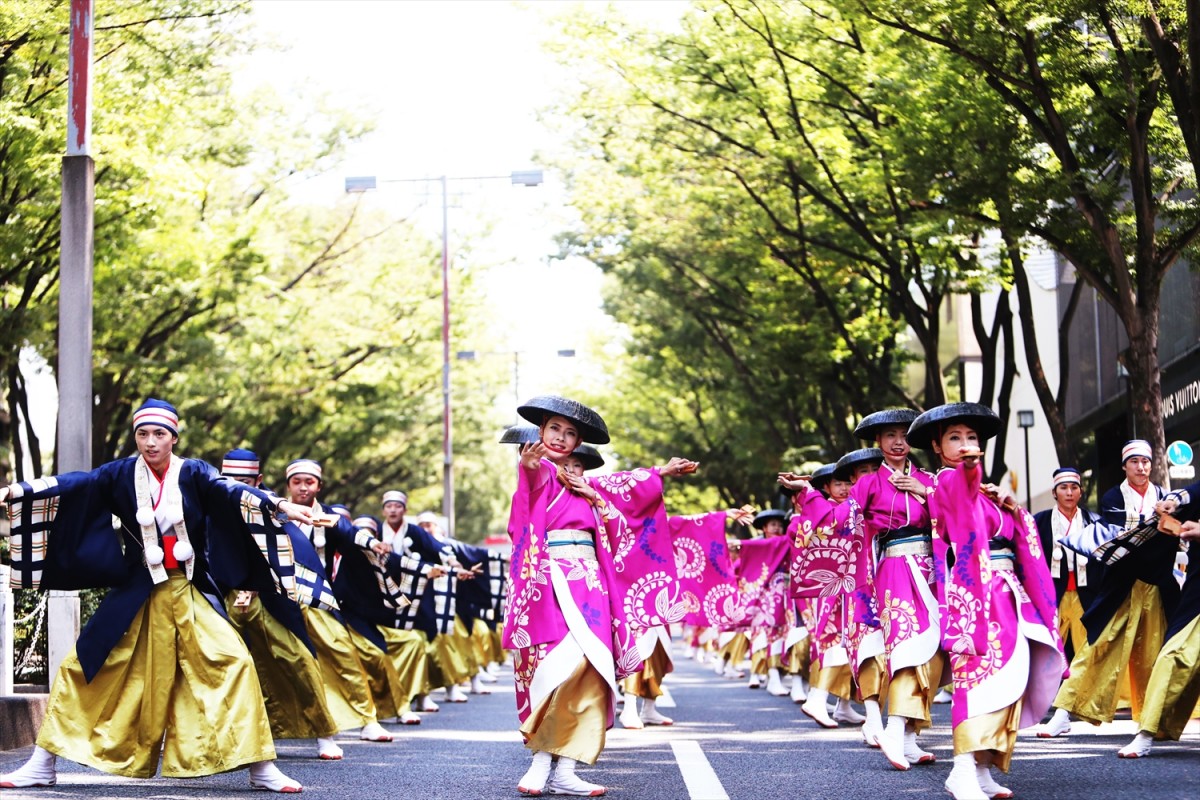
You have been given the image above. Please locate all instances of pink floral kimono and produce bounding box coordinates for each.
[797,464,941,679]
[788,497,863,674]
[504,461,684,757]
[670,512,741,629]
[737,536,793,664]
[928,462,1066,762]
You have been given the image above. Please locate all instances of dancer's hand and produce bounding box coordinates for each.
[1181,521,1200,541]
[726,506,756,526]
[520,442,549,471]
[562,472,600,503]
[1156,497,1180,516]
[889,473,927,497]
[660,457,699,478]
[777,473,811,493]
[370,540,392,556]
[982,483,1017,512]
[278,500,314,525]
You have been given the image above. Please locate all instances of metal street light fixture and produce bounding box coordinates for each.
[346,169,544,537]
[456,348,576,419]
[1017,409,1035,511]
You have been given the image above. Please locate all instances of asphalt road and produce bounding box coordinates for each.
[2,647,1198,799]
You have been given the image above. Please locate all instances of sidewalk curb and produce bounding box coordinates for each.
[0,694,47,752]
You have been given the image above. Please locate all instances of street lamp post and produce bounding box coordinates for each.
[346,170,542,537]
[1017,409,1035,511]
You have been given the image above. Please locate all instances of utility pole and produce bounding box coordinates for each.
[49,0,97,681]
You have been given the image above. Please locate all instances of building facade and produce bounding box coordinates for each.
[1061,257,1200,493]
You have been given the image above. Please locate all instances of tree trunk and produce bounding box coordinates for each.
[1008,239,1076,468]
[1124,299,1167,486]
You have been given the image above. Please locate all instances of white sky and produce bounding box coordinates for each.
[24,0,688,470]
[244,0,687,402]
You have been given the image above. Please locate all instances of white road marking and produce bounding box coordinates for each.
[670,739,730,800]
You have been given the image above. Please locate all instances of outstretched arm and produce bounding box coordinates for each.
[658,457,699,478]
[726,506,755,526]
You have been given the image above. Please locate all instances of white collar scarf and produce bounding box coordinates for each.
[133,454,194,583]
[1119,479,1158,529]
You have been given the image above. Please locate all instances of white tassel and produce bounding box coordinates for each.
[162,506,184,528]
[135,507,154,527]
[172,539,194,562]
[144,544,165,566]
[313,533,326,549]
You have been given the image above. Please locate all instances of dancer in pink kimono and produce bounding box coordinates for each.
[786,463,861,728]
[785,410,944,769]
[506,395,694,797]
[739,509,793,695]
[908,403,1066,800]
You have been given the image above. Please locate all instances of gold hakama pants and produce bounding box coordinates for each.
[1053,580,1166,724]
[748,647,781,675]
[521,658,609,765]
[470,618,492,668]
[953,700,1023,772]
[453,616,481,675]
[346,627,408,719]
[785,638,811,676]
[856,655,887,701]
[813,664,852,700]
[302,605,377,730]
[38,573,274,778]
[384,627,429,705]
[1058,590,1086,661]
[1138,614,1200,740]
[225,591,338,740]
[623,640,673,699]
[886,651,946,731]
[720,633,749,667]
[428,631,472,688]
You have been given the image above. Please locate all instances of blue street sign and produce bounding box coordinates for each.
[1167,440,1194,467]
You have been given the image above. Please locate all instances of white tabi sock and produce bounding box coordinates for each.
[317,737,343,759]
[548,757,605,796]
[248,760,302,793]
[863,698,882,727]
[885,714,905,741]
[0,745,57,788]
[877,714,910,770]
[619,693,643,729]
[944,754,986,800]
[640,696,673,725]
[518,751,554,795]
[976,764,1012,798]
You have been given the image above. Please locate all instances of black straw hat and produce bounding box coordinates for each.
[571,444,605,471]
[752,508,788,530]
[809,463,837,492]
[498,423,541,445]
[854,409,919,442]
[907,402,1000,451]
[833,448,884,481]
[517,395,610,444]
